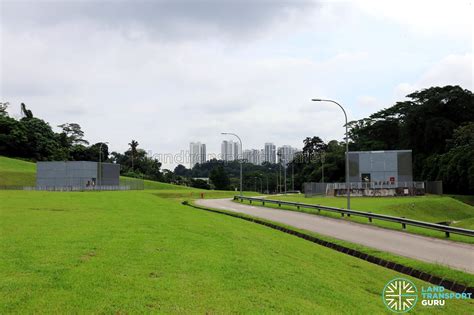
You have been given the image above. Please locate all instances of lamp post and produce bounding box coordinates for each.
[221,132,242,196]
[254,176,263,193]
[291,163,295,191]
[277,151,282,193]
[98,141,109,188]
[321,151,325,183]
[312,99,350,209]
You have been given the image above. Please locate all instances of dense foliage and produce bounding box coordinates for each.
[1,85,472,193]
[348,86,474,194]
[0,103,163,181]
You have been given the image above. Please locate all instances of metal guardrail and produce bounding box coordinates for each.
[234,196,474,238]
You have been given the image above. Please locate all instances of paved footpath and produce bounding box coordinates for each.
[195,198,474,273]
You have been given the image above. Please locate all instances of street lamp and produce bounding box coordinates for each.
[98,141,109,188]
[254,176,263,193]
[312,98,350,209]
[221,132,243,196]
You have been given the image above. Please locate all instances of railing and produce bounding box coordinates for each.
[328,181,425,190]
[234,196,474,238]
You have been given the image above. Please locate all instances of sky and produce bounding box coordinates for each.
[1,0,472,169]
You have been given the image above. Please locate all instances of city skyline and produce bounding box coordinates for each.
[187,140,300,168]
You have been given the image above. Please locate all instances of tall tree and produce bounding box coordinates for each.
[58,123,89,146]
[20,103,33,119]
[128,140,139,170]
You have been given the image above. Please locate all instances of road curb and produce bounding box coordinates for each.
[184,200,473,295]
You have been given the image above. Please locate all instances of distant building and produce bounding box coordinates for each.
[306,150,418,197]
[243,149,262,165]
[277,145,298,165]
[189,142,206,168]
[221,140,240,161]
[36,161,120,188]
[263,143,276,164]
[348,150,413,184]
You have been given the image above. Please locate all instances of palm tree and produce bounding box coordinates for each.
[128,140,139,170]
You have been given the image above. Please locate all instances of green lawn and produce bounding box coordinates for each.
[450,194,474,207]
[0,156,36,186]
[2,190,472,313]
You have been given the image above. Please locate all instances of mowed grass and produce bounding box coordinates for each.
[2,190,473,313]
[0,156,36,186]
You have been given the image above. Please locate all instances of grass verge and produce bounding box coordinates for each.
[191,200,474,289]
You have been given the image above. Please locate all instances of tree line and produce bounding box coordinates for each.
[0,103,163,181]
[172,85,474,194]
[1,85,472,193]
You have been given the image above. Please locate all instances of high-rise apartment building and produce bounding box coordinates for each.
[277,145,298,165]
[243,149,262,165]
[221,140,241,161]
[189,142,206,168]
[264,143,276,164]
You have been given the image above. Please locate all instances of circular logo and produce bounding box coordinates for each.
[382,278,418,313]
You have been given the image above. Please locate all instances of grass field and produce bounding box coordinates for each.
[1,156,473,312]
[239,194,474,243]
[1,190,473,313]
[0,156,36,186]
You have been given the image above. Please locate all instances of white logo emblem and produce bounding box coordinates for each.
[383,278,418,313]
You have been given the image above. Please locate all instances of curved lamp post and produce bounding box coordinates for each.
[221,132,243,196]
[311,99,350,209]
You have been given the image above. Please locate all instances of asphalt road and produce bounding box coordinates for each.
[195,198,474,273]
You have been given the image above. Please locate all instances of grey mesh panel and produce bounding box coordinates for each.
[397,151,413,182]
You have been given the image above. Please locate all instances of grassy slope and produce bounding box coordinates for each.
[1,190,472,313]
[0,156,36,186]
[269,194,474,226]
[450,194,474,207]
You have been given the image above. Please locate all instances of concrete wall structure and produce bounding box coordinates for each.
[348,150,413,185]
[36,161,120,187]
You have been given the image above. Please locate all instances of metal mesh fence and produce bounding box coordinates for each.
[425,181,443,195]
[0,177,144,191]
[304,181,428,197]
[303,182,328,197]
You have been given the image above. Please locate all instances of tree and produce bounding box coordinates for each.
[210,166,230,190]
[348,85,474,182]
[20,103,33,119]
[128,140,139,170]
[58,123,89,146]
[174,164,191,177]
[421,123,474,194]
[303,136,327,157]
[190,178,210,190]
[0,102,8,117]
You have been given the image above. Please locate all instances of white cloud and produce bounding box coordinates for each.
[395,53,473,99]
[0,1,472,170]
[354,0,473,39]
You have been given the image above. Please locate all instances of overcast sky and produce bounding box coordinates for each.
[1,0,472,169]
